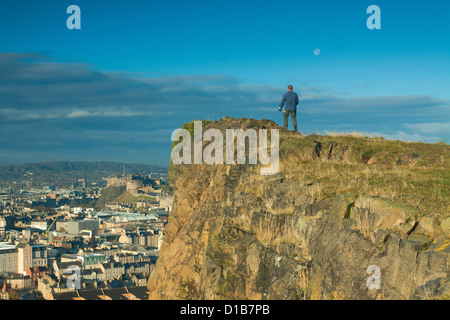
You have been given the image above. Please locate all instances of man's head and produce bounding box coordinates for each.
[287,85,293,91]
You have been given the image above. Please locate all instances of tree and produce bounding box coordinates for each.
[8,290,20,300]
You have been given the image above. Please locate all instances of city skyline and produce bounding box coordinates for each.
[0,0,449,166]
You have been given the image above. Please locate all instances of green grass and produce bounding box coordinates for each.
[267,129,449,216]
[115,192,156,204]
[173,117,449,217]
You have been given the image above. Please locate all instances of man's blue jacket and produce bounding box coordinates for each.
[279,91,299,112]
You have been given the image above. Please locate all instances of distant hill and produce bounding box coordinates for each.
[0,161,168,186]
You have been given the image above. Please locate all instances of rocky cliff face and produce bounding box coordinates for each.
[148,117,450,300]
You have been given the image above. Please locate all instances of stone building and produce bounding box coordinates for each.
[106,173,159,196]
[100,262,124,280]
[53,260,83,282]
[26,266,51,285]
[0,242,17,273]
[118,228,162,248]
[0,240,47,275]
[67,220,99,234]
[0,217,6,235]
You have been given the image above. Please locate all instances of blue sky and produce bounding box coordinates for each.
[0,0,449,167]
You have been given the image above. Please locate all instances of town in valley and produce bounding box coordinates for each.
[0,164,172,300]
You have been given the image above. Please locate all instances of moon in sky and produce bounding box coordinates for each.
[314,48,321,56]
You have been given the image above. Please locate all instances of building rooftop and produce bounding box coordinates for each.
[56,261,83,269]
[52,286,149,300]
[81,268,103,276]
[0,242,16,251]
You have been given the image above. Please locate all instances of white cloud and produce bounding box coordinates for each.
[66,109,157,118]
[403,122,450,135]
[320,129,441,143]
[0,108,59,120]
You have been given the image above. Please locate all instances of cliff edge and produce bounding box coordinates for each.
[148,117,449,300]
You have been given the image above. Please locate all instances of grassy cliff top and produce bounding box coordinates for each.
[172,117,449,216]
[277,128,449,216]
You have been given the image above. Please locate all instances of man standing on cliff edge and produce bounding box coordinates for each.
[278,85,299,132]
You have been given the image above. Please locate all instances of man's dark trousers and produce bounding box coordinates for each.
[284,110,297,132]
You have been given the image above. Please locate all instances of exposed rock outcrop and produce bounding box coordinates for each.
[148,117,449,300]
